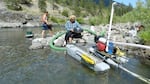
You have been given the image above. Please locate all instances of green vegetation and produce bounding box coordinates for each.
[38,0,47,12]
[4,0,32,11]
[4,0,132,24]
[77,17,85,24]
[139,30,150,45]
[47,0,132,25]
[62,9,69,17]
[115,0,150,44]
[3,0,150,44]
[50,16,66,24]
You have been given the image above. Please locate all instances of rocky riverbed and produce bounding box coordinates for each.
[29,22,143,49]
[0,0,149,65]
[28,23,150,65]
[0,9,41,28]
[0,0,41,28]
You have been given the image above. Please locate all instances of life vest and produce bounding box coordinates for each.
[96,41,106,51]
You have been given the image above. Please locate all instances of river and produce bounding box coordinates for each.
[0,27,149,84]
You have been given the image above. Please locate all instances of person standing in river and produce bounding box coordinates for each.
[41,11,53,38]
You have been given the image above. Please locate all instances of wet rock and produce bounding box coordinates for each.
[21,22,40,28]
[0,22,22,28]
[29,37,52,49]
[29,43,43,50]
[54,36,65,47]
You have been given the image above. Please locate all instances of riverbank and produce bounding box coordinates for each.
[0,8,41,28]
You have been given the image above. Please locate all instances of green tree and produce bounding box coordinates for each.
[146,0,150,9]
[136,0,144,10]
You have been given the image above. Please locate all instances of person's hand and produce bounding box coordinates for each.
[70,29,74,32]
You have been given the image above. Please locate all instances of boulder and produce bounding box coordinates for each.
[30,37,52,49]
[29,43,43,50]
[54,36,64,47]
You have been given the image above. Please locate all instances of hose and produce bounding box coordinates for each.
[49,31,67,51]
[49,28,98,51]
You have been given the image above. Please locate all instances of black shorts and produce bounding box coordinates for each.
[47,24,52,31]
[42,23,52,31]
[65,31,82,42]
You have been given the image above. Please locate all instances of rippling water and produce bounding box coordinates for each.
[0,27,149,84]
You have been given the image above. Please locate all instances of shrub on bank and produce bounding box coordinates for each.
[50,16,66,24]
[7,3,22,11]
[62,9,69,17]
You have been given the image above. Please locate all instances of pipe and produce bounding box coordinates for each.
[119,66,150,84]
[90,47,150,83]
[106,2,117,52]
[112,42,150,49]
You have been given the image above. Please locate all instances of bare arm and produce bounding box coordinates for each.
[42,14,48,24]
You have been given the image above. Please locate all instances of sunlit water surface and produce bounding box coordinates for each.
[0,27,149,84]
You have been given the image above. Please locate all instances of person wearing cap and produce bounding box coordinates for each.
[65,15,82,43]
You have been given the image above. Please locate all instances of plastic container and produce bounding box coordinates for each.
[108,42,114,54]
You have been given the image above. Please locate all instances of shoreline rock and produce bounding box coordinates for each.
[0,22,41,28]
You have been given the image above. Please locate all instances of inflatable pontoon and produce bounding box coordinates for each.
[66,44,110,72]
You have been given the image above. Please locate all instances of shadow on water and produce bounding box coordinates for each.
[0,27,149,84]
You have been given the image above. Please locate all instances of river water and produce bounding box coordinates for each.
[0,27,149,84]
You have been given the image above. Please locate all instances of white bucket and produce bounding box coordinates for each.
[98,37,107,43]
